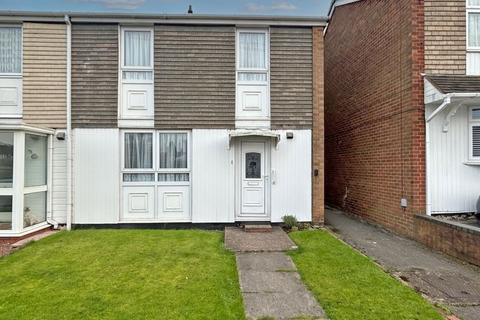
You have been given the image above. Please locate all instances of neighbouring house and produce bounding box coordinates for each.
[0,11,326,243]
[326,0,480,266]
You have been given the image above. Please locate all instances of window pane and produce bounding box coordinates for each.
[159,133,188,169]
[125,133,153,169]
[123,173,155,182]
[473,108,480,120]
[473,126,480,157]
[124,31,151,67]
[123,71,153,81]
[469,13,480,47]
[245,152,261,179]
[0,27,21,74]
[158,173,189,182]
[239,33,266,69]
[469,0,480,6]
[238,72,267,82]
[25,134,48,187]
[24,192,46,228]
[0,196,12,230]
[0,132,13,188]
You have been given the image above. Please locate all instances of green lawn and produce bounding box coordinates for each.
[0,230,244,320]
[289,230,443,320]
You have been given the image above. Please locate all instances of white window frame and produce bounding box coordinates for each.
[157,130,191,186]
[120,27,154,84]
[121,130,191,186]
[467,2,480,75]
[236,28,270,86]
[121,130,155,184]
[0,24,23,78]
[0,129,52,237]
[469,106,480,161]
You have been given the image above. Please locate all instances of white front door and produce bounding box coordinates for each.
[237,141,269,220]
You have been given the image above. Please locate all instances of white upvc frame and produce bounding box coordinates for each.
[0,24,23,78]
[120,130,191,222]
[469,106,480,161]
[0,130,51,236]
[157,130,191,186]
[120,130,191,185]
[235,28,270,86]
[467,2,480,74]
[120,27,154,84]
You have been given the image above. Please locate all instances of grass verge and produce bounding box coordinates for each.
[289,230,443,320]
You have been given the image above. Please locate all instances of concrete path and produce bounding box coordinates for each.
[225,227,326,320]
[326,207,480,320]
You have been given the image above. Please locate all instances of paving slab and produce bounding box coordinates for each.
[225,226,297,252]
[326,207,480,320]
[237,252,326,320]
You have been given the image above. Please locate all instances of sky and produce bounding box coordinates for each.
[0,0,331,17]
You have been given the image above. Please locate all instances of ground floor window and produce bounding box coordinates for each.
[121,130,191,221]
[0,130,49,234]
[470,107,480,160]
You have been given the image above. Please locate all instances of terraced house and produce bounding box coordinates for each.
[0,12,325,242]
[326,0,480,265]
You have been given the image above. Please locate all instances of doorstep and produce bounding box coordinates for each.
[225,226,297,252]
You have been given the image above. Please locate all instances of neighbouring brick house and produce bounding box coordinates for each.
[0,12,326,249]
[326,0,480,266]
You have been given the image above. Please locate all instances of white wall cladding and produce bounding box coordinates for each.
[271,130,312,222]
[192,129,234,223]
[51,132,67,223]
[428,105,480,213]
[73,129,120,223]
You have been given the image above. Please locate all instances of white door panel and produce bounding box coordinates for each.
[239,141,268,218]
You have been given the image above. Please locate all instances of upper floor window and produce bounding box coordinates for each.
[235,29,270,127]
[237,30,269,84]
[467,1,480,74]
[121,28,153,82]
[0,27,22,75]
[119,27,154,122]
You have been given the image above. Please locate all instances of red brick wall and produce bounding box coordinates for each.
[325,0,425,237]
[414,215,480,266]
[313,26,325,225]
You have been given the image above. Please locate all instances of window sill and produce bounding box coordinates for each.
[463,161,480,166]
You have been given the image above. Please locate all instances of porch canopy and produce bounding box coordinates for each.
[425,75,480,131]
[228,129,281,149]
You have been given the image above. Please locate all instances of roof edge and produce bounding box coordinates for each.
[0,10,327,26]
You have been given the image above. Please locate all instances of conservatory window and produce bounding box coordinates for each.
[0,131,50,234]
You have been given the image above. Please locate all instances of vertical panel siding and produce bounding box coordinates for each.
[424,0,466,75]
[154,25,236,129]
[72,24,118,128]
[427,106,480,213]
[271,130,312,222]
[23,23,67,128]
[191,129,234,222]
[52,134,67,223]
[73,129,120,223]
[270,27,313,129]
